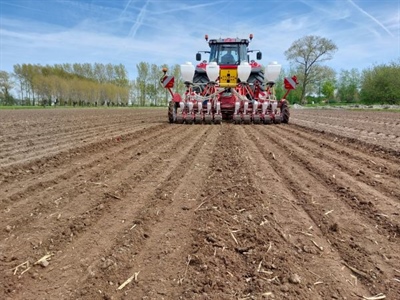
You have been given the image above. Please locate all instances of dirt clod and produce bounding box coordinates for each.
[288,273,301,284]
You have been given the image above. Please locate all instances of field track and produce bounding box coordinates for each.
[1,108,399,299]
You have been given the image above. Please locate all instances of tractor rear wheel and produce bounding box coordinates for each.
[168,101,174,123]
[193,71,209,93]
[281,103,290,123]
[248,71,265,91]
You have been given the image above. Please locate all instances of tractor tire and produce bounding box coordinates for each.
[247,71,265,91]
[243,115,251,124]
[233,114,241,124]
[214,114,222,124]
[186,116,194,124]
[168,101,175,123]
[253,114,261,124]
[263,115,272,124]
[193,71,209,93]
[274,115,282,124]
[204,114,212,124]
[176,115,184,124]
[194,114,203,124]
[281,103,290,123]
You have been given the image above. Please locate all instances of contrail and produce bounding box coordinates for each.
[129,0,150,39]
[120,0,133,17]
[151,1,226,15]
[0,1,43,12]
[347,0,394,37]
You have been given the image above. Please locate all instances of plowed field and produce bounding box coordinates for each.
[1,108,399,300]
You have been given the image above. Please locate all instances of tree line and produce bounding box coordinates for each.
[0,62,187,107]
[275,60,400,105]
[1,63,131,106]
[1,35,399,106]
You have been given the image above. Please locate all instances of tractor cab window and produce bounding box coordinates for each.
[209,43,248,65]
[219,46,238,64]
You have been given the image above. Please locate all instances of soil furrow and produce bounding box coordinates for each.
[258,125,400,237]
[181,125,333,299]
[0,123,166,197]
[291,110,400,132]
[75,126,220,299]
[283,124,400,175]
[0,124,193,245]
[0,119,141,156]
[245,125,399,298]
[272,125,400,200]
[0,109,152,145]
[290,110,400,151]
[0,122,161,168]
[236,125,373,299]
[3,125,210,299]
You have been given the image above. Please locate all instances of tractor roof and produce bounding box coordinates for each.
[208,38,250,46]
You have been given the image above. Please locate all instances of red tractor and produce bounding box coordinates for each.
[161,34,297,124]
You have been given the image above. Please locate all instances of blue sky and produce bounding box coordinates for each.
[0,0,399,80]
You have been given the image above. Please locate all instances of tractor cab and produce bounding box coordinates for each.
[196,36,262,66]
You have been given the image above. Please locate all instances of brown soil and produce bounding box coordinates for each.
[0,107,399,300]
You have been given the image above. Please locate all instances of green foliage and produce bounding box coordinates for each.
[360,61,400,105]
[274,72,285,100]
[0,70,14,105]
[321,81,335,100]
[336,68,360,103]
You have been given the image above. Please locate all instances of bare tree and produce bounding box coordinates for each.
[285,35,338,103]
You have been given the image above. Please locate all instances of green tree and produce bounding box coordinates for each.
[321,80,335,102]
[114,64,129,87]
[337,68,361,103]
[170,64,186,96]
[13,64,27,102]
[148,64,161,106]
[360,61,400,105]
[274,69,285,101]
[136,62,149,106]
[129,80,139,106]
[285,35,338,103]
[19,64,39,105]
[0,70,14,105]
